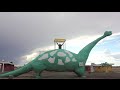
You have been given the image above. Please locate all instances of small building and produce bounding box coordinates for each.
[0,60,14,73]
[85,62,114,73]
[94,62,114,73]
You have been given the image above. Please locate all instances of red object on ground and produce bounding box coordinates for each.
[85,66,91,73]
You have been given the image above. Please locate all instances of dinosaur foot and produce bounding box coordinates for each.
[81,75,86,78]
[77,75,86,79]
[35,76,42,79]
[8,75,14,79]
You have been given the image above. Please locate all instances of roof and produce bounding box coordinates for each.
[90,63,102,66]
[86,64,113,66]
[0,61,14,65]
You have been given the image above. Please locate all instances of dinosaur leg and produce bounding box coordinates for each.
[32,62,46,79]
[74,67,86,78]
[35,71,42,79]
[8,75,14,79]
[34,67,46,79]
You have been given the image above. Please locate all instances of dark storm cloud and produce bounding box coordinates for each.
[0,12,120,64]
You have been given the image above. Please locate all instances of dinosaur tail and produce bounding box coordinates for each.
[0,63,32,78]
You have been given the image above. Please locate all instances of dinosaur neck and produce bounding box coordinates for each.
[78,35,106,63]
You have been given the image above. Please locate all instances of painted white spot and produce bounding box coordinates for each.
[65,50,73,57]
[65,57,70,63]
[38,53,48,60]
[48,57,55,63]
[50,50,57,56]
[72,58,77,62]
[57,52,66,57]
[79,62,84,66]
[58,59,64,65]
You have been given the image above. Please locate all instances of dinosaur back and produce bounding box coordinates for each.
[34,49,79,71]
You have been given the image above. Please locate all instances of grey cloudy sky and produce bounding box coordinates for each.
[0,12,120,65]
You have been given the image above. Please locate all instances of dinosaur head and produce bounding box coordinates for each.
[103,31,112,37]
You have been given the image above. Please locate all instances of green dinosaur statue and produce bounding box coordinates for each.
[0,31,112,79]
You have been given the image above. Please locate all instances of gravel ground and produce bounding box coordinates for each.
[0,67,120,79]
[0,71,120,79]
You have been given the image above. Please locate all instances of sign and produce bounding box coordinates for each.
[54,39,66,42]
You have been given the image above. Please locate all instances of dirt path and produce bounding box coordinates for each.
[1,67,120,79]
[1,71,120,79]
